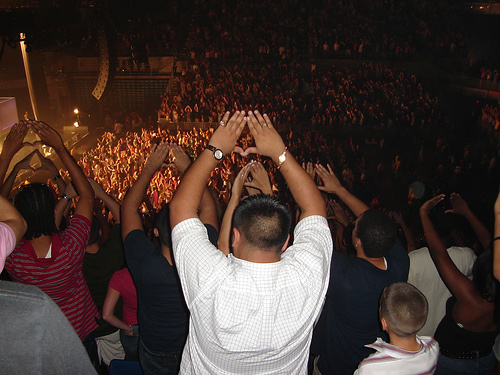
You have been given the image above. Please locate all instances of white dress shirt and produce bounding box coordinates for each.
[172,215,332,374]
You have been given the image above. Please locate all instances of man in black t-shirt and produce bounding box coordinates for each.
[122,142,218,375]
[311,164,409,375]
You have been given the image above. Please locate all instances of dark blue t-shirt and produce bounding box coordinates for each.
[314,240,409,375]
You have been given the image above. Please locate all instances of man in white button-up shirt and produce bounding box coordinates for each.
[170,110,333,374]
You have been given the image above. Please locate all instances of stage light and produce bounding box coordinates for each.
[74,108,79,114]
[74,121,79,127]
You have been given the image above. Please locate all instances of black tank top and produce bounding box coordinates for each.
[434,297,498,354]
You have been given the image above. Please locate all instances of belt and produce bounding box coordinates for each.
[440,347,492,360]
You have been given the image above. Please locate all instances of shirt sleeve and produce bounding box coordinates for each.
[0,222,16,272]
[172,218,229,306]
[283,215,333,285]
[123,229,158,275]
[59,215,92,258]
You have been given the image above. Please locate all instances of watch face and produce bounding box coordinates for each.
[214,149,224,160]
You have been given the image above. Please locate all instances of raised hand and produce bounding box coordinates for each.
[329,200,350,226]
[420,194,445,214]
[445,193,470,216]
[245,110,286,160]
[35,150,59,175]
[302,161,316,181]
[231,163,252,201]
[29,121,64,151]
[208,111,246,156]
[88,178,106,196]
[388,211,405,226]
[244,161,273,195]
[170,143,192,173]
[14,150,37,172]
[144,143,170,174]
[1,122,29,158]
[315,164,343,195]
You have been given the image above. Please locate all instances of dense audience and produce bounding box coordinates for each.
[157,60,448,133]
[0,99,499,375]
[186,0,467,61]
[110,0,468,63]
[481,103,500,134]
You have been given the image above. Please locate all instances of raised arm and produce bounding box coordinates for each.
[219,163,252,255]
[35,150,67,195]
[31,121,94,221]
[315,164,369,217]
[246,111,325,220]
[388,211,416,252]
[0,151,37,198]
[122,143,170,240]
[420,195,485,311]
[170,111,246,228]
[89,178,121,223]
[54,183,78,229]
[0,122,29,186]
[446,193,491,249]
[494,190,500,281]
[244,161,273,196]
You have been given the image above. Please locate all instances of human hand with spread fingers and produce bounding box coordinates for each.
[206,111,247,160]
[245,111,286,163]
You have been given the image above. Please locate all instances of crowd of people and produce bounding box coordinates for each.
[184,0,467,61]
[0,114,499,375]
[156,60,448,134]
[109,0,468,65]
[0,111,500,374]
[481,103,500,134]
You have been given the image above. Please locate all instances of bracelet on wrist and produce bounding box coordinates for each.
[60,193,71,202]
[276,147,288,169]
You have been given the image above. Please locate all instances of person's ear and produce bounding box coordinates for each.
[153,228,159,238]
[380,317,388,332]
[281,234,290,253]
[232,227,241,248]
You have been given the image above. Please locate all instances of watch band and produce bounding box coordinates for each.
[60,193,71,202]
[205,144,224,160]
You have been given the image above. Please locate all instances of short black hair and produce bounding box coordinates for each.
[380,282,428,337]
[154,204,172,248]
[13,183,57,240]
[356,208,397,258]
[232,194,291,253]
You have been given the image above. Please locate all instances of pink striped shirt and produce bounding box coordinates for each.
[5,215,99,340]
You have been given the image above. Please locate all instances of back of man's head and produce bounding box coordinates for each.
[380,282,428,337]
[154,204,172,248]
[356,208,396,258]
[233,195,291,253]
